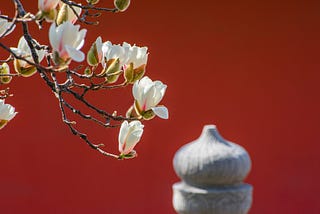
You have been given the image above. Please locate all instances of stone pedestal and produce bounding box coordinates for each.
[172,125,253,214]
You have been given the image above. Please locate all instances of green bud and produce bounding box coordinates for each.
[14,60,37,77]
[106,58,120,75]
[106,72,120,83]
[44,9,57,22]
[104,58,121,83]
[87,0,100,4]
[87,42,99,66]
[132,64,145,83]
[114,0,131,12]
[124,63,146,84]
[56,3,68,25]
[97,58,120,77]
[0,63,12,84]
[84,67,92,76]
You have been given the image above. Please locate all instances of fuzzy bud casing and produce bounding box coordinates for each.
[114,0,130,12]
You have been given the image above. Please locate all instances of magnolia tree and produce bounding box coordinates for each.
[0,0,168,159]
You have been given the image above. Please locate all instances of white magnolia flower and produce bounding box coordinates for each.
[102,41,126,68]
[102,41,148,69]
[11,36,46,77]
[122,42,148,69]
[0,100,17,130]
[38,0,60,12]
[101,41,148,83]
[49,21,87,63]
[118,120,144,156]
[133,76,168,119]
[0,18,15,37]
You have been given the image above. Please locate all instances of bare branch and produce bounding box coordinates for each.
[51,72,119,159]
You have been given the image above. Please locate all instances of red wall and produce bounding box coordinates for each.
[1,0,320,213]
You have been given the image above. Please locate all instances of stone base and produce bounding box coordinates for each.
[172,182,253,214]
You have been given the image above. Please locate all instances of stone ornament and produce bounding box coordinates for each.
[172,125,253,214]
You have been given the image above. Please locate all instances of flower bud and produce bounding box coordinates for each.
[118,120,144,157]
[56,3,68,25]
[0,63,12,84]
[114,0,130,12]
[105,58,121,83]
[14,59,37,77]
[87,37,102,66]
[87,0,100,4]
[87,44,98,66]
[106,72,120,83]
[84,66,92,76]
[124,63,134,83]
[44,9,57,22]
[124,63,145,84]
[56,3,82,25]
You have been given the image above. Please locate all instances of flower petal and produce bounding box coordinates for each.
[65,45,85,62]
[151,106,169,119]
[49,23,59,51]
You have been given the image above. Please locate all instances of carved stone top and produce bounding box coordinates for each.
[173,125,251,187]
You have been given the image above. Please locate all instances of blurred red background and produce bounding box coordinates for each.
[1,0,320,213]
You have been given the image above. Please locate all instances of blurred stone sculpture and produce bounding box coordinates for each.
[173,125,253,214]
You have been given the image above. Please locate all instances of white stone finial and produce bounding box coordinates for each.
[172,124,253,214]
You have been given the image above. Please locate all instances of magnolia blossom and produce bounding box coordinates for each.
[101,41,148,83]
[102,41,148,68]
[49,21,87,63]
[100,41,127,81]
[102,41,127,68]
[133,76,168,119]
[118,120,144,156]
[11,36,46,77]
[0,100,17,130]
[0,18,15,37]
[122,42,148,68]
[38,0,60,12]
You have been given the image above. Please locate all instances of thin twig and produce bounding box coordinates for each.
[51,71,119,159]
